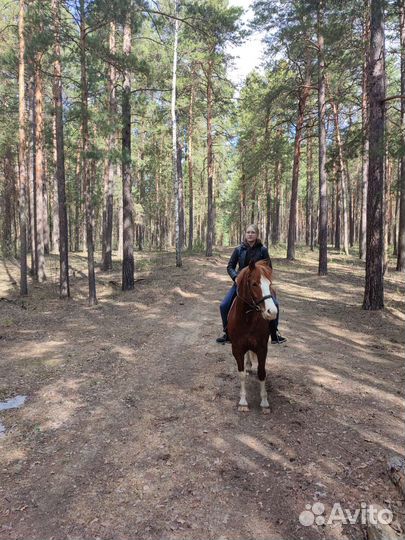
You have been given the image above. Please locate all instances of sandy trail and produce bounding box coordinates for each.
[0,250,404,539]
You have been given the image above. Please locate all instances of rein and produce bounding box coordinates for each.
[236,283,273,314]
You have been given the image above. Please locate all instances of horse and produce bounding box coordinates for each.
[227,259,278,413]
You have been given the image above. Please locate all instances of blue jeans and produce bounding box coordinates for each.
[220,284,280,336]
[220,284,237,331]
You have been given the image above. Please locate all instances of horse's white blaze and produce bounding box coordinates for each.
[239,371,248,406]
[260,276,278,320]
[260,380,269,408]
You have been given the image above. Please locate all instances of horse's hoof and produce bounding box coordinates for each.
[261,407,270,414]
[238,405,250,412]
[245,369,253,375]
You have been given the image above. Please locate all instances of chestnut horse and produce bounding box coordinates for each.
[227,259,278,412]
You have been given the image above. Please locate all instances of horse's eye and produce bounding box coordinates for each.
[252,283,258,287]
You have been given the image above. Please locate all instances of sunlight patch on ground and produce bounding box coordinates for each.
[0,446,26,466]
[206,271,229,282]
[386,305,405,321]
[171,286,200,298]
[111,345,137,361]
[311,366,403,406]
[26,378,85,431]
[346,426,404,456]
[173,320,199,329]
[237,434,294,468]
[5,340,66,364]
[211,434,262,472]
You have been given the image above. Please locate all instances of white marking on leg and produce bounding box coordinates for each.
[239,371,248,407]
[260,379,269,408]
[260,276,278,320]
[245,351,256,374]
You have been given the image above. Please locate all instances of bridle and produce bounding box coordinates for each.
[237,278,274,314]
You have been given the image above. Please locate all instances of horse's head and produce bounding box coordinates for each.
[237,259,278,321]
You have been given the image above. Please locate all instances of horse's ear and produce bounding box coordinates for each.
[249,259,256,271]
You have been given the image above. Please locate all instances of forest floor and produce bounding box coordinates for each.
[0,246,404,540]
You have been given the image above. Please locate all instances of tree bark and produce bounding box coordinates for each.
[397,0,405,271]
[34,55,46,282]
[318,0,328,275]
[80,0,97,304]
[360,0,370,260]
[363,0,385,309]
[329,96,349,254]
[171,8,182,267]
[307,130,315,250]
[272,159,282,244]
[102,21,117,272]
[384,156,392,273]
[18,0,28,294]
[393,175,400,256]
[121,12,134,290]
[52,0,70,298]
[43,156,50,255]
[287,61,311,260]
[51,114,60,253]
[347,162,355,247]
[31,77,38,277]
[188,74,195,252]
[74,141,82,252]
[264,111,271,247]
[2,150,15,257]
[206,58,214,257]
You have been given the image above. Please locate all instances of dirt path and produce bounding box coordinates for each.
[0,249,404,540]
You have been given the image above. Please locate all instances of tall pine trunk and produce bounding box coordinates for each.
[360,0,370,260]
[2,150,14,256]
[102,22,116,272]
[18,0,28,294]
[318,0,328,275]
[80,0,97,304]
[34,56,46,282]
[51,115,60,253]
[171,9,182,267]
[363,0,385,309]
[397,0,405,271]
[188,75,195,252]
[329,97,349,255]
[272,159,282,244]
[122,13,134,290]
[206,58,214,257]
[74,141,82,252]
[264,111,271,247]
[307,130,315,250]
[52,0,70,298]
[287,60,311,260]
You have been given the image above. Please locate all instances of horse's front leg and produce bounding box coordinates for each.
[257,348,270,413]
[233,347,249,411]
[245,350,255,374]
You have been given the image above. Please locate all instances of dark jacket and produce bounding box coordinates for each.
[227,241,272,281]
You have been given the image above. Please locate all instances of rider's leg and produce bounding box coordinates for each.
[217,284,237,342]
[269,297,287,343]
[219,284,237,332]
